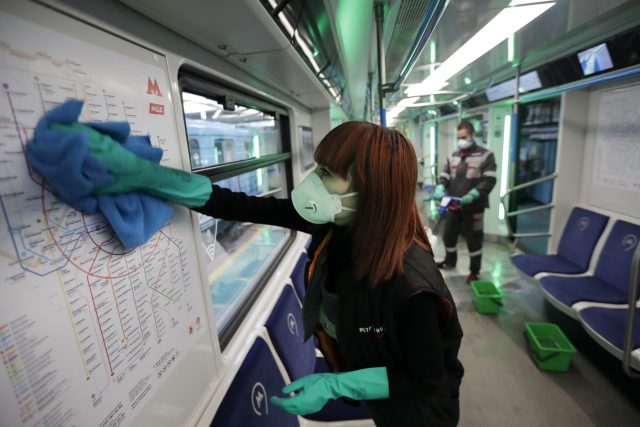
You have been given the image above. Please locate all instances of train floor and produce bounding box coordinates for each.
[418,197,640,426]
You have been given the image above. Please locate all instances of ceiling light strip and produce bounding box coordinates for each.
[406,2,555,97]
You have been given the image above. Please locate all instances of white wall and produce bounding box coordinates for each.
[421,122,437,185]
[289,108,313,185]
[311,108,331,147]
[548,89,589,251]
[400,119,422,160]
[579,75,640,220]
[485,106,511,238]
[438,117,458,166]
[548,75,640,253]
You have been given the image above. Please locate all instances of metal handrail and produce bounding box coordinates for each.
[623,242,640,378]
[499,173,558,240]
[507,203,555,218]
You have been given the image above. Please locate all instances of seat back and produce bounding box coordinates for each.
[211,337,299,426]
[265,286,316,381]
[556,207,609,270]
[290,253,308,301]
[594,220,640,295]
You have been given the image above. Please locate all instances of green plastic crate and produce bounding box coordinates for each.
[525,322,577,372]
[470,281,502,314]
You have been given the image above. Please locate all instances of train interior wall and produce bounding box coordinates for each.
[1,0,639,426]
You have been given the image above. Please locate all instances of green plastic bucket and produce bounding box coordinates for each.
[525,322,577,372]
[470,281,502,314]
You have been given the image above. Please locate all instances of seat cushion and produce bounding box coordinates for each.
[556,207,609,271]
[265,286,316,381]
[539,275,628,306]
[211,338,299,426]
[579,307,640,350]
[266,289,371,422]
[512,254,583,277]
[593,220,640,295]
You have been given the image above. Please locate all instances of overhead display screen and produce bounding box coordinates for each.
[578,43,614,76]
[485,70,542,102]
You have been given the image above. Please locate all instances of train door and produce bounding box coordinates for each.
[511,97,561,254]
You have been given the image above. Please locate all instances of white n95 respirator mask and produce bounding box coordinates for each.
[457,138,474,150]
[291,173,357,224]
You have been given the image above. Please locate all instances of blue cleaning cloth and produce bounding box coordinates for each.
[26,99,173,249]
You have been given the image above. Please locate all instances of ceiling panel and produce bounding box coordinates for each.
[385,0,431,81]
[235,47,331,109]
[324,0,374,120]
[393,0,634,110]
[118,0,333,111]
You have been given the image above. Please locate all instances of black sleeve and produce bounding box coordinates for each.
[194,185,320,234]
[475,151,497,196]
[438,157,451,187]
[387,292,449,397]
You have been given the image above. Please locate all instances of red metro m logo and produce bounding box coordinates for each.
[147,78,162,96]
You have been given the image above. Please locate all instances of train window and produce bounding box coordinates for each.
[180,76,294,346]
[196,165,290,336]
[182,92,282,170]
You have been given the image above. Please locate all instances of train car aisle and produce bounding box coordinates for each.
[418,192,640,427]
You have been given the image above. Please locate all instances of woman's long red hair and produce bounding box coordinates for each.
[315,121,432,287]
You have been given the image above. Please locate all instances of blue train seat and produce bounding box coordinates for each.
[539,220,640,317]
[211,337,299,427]
[578,306,640,369]
[512,207,608,277]
[265,285,316,380]
[290,253,308,301]
[265,286,371,422]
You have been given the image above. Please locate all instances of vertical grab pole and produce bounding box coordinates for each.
[623,243,640,378]
[511,66,520,170]
[374,1,386,127]
[508,66,520,241]
[368,71,374,123]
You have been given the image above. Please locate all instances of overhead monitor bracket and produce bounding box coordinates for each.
[221,95,236,111]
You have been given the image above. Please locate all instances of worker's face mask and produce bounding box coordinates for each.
[457,138,474,150]
[291,172,357,224]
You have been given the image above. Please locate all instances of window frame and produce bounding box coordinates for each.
[179,70,296,349]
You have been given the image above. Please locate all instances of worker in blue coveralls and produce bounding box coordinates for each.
[432,120,497,284]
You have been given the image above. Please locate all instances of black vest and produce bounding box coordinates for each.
[303,228,464,426]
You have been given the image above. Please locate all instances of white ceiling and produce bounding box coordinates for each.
[117,0,636,120]
[399,0,632,99]
[118,0,335,111]
[323,0,374,120]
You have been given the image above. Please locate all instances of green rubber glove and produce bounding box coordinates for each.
[270,367,389,415]
[52,123,211,207]
[460,188,481,205]
[432,184,446,202]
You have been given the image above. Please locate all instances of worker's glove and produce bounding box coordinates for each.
[432,184,446,202]
[52,122,212,207]
[270,367,389,415]
[460,188,481,206]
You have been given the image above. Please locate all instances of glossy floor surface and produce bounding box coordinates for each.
[419,194,640,427]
